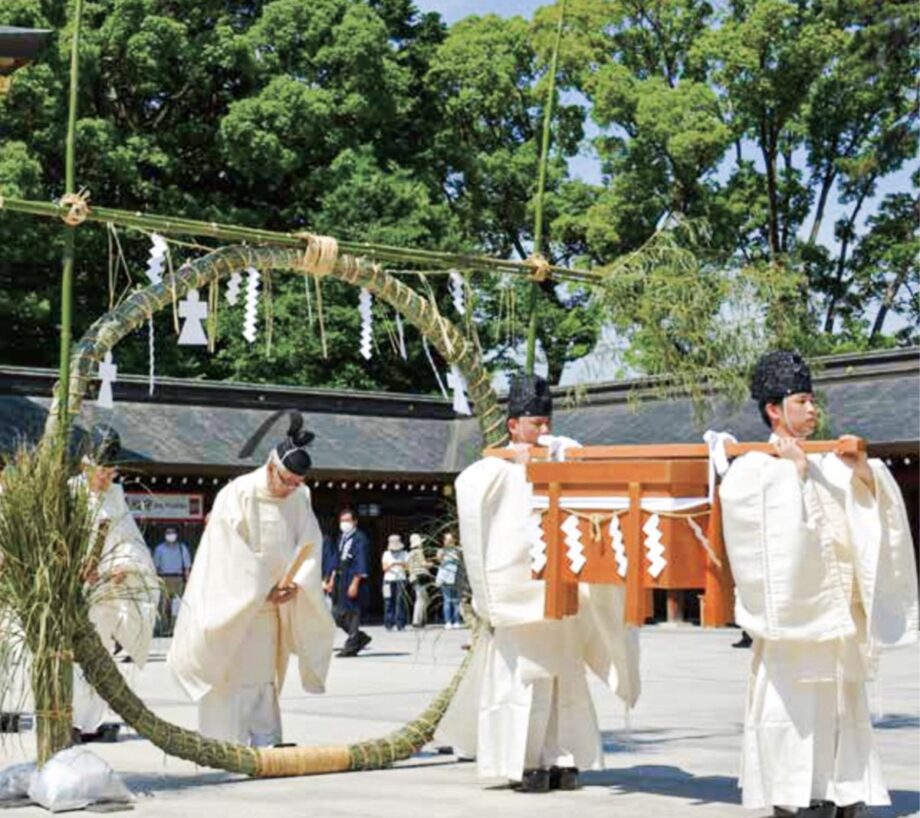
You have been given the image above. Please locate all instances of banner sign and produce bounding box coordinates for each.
[125,492,204,521]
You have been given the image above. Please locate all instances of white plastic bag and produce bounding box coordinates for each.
[0,761,35,801]
[28,746,133,812]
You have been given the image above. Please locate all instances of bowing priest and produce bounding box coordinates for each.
[438,374,640,793]
[72,425,160,741]
[168,412,334,747]
[719,351,918,818]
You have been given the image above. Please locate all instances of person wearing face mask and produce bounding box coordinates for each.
[438,375,640,794]
[322,508,371,657]
[719,351,918,818]
[153,526,192,636]
[168,412,334,746]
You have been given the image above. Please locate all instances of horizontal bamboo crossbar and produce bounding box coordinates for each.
[0,195,600,284]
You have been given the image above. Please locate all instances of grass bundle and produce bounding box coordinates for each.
[0,439,96,763]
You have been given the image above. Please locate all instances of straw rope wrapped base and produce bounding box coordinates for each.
[47,241,495,775]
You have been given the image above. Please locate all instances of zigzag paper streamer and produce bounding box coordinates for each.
[243,268,261,344]
[447,365,472,415]
[395,312,407,360]
[147,317,155,396]
[226,270,243,306]
[610,514,627,578]
[145,233,168,285]
[448,270,466,315]
[527,511,547,573]
[358,288,373,360]
[643,513,667,578]
[562,514,587,574]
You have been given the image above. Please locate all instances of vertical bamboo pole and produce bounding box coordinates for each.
[57,0,84,432]
[524,0,567,375]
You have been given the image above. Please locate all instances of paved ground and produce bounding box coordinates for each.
[1,625,918,817]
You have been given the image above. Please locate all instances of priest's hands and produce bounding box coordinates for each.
[772,436,808,479]
[835,434,875,491]
[267,583,298,605]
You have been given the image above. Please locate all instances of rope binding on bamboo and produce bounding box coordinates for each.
[59,189,91,227]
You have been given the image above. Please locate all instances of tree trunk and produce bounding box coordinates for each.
[760,125,781,260]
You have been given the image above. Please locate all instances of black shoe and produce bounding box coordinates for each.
[516,768,550,793]
[0,712,21,734]
[837,805,869,818]
[337,648,358,657]
[549,766,580,790]
[355,631,372,653]
[732,631,753,648]
[774,803,836,818]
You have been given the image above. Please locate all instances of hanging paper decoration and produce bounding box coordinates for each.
[643,513,667,578]
[145,233,168,285]
[97,351,117,410]
[527,511,547,574]
[358,288,373,360]
[395,312,407,360]
[147,316,155,396]
[562,514,587,574]
[610,514,627,578]
[448,270,466,315]
[421,337,449,399]
[243,268,261,344]
[226,270,243,306]
[177,289,209,346]
[447,364,472,415]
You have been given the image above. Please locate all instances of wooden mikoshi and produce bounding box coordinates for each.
[484,438,866,627]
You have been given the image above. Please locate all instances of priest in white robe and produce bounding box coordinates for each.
[72,424,160,740]
[719,351,918,818]
[168,412,334,747]
[438,374,640,793]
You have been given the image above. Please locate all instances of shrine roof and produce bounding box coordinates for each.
[0,347,915,473]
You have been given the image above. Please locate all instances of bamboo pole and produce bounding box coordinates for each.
[56,0,84,432]
[525,0,567,375]
[0,195,600,285]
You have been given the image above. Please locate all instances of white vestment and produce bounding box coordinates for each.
[720,449,918,809]
[167,467,334,747]
[437,456,641,781]
[73,480,159,732]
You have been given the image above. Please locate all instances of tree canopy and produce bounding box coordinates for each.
[0,0,915,393]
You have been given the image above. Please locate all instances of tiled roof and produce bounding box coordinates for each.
[0,347,916,474]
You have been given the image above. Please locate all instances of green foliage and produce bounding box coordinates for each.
[0,0,915,397]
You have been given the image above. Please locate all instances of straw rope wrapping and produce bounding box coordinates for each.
[44,242,500,777]
[45,243,507,448]
[59,189,91,227]
[653,507,723,570]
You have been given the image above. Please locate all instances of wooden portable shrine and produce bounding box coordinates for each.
[485,438,865,627]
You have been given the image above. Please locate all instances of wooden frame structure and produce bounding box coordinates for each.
[485,438,865,627]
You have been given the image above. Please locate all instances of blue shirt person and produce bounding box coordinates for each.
[322,508,371,657]
[152,526,191,636]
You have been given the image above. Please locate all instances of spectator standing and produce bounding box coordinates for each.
[152,526,191,636]
[436,531,463,629]
[381,534,409,631]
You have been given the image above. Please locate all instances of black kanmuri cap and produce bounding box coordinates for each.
[750,351,813,403]
[274,411,315,476]
[508,374,553,419]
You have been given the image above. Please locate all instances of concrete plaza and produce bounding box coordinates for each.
[1,625,918,817]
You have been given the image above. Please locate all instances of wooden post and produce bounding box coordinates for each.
[625,482,644,626]
[702,491,732,626]
[544,481,565,619]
